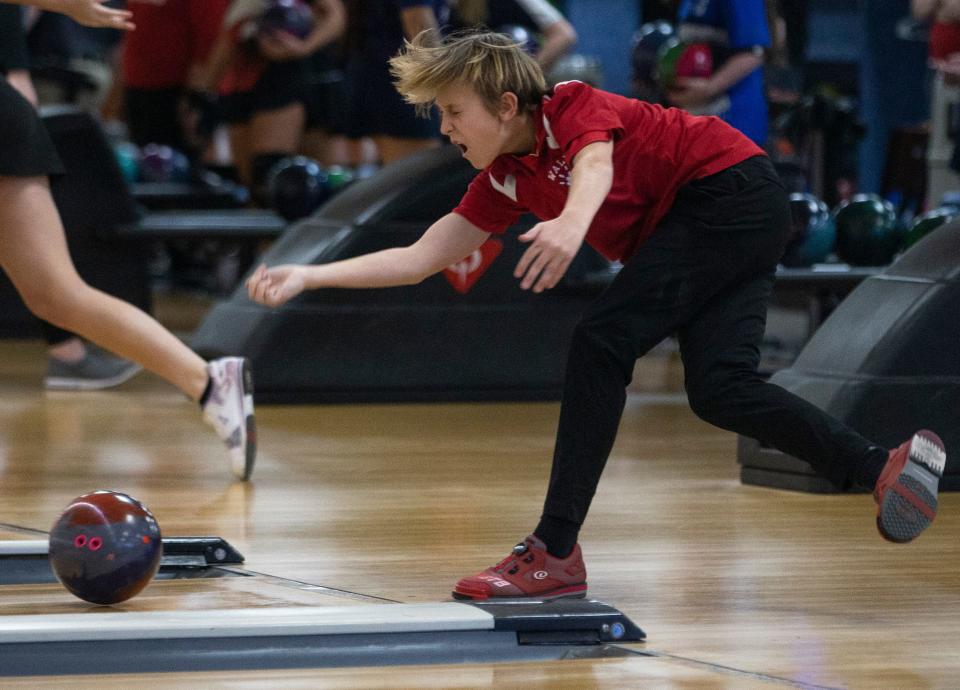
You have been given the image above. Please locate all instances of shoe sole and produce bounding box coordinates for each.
[45,364,143,391]
[451,583,588,602]
[877,430,945,543]
[238,358,256,481]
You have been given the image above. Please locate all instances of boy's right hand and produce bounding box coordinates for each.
[246,264,307,307]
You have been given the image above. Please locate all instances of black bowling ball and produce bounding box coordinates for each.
[268,156,329,221]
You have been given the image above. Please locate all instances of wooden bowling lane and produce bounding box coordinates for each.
[1,339,960,687]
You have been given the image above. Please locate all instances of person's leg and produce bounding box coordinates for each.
[0,175,208,398]
[41,324,142,391]
[453,204,701,601]
[680,271,887,488]
[0,174,255,479]
[228,122,252,187]
[249,102,305,160]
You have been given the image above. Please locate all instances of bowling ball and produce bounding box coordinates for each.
[112,141,141,183]
[904,207,956,249]
[782,193,836,267]
[259,0,314,39]
[268,155,329,221]
[833,194,903,266]
[140,143,177,183]
[657,39,713,90]
[325,164,354,192]
[170,149,192,183]
[632,21,675,91]
[49,490,162,605]
[497,24,538,54]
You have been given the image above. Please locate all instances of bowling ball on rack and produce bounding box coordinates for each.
[140,144,191,183]
[268,155,330,221]
[48,490,162,605]
[112,141,141,183]
[903,207,957,249]
[782,193,836,267]
[833,194,903,266]
[656,39,714,90]
[632,21,675,97]
[324,164,354,193]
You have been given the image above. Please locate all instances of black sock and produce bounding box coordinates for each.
[851,445,889,489]
[198,376,213,408]
[534,514,580,558]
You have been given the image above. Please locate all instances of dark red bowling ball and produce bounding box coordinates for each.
[49,490,162,605]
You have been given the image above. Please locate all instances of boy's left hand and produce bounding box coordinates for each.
[515,218,587,293]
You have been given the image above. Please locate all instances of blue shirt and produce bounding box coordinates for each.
[677,0,770,145]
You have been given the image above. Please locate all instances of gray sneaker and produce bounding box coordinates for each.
[45,349,142,391]
[202,357,256,480]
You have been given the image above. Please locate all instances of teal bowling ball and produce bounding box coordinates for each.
[112,142,141,183]
[782,193,836,267]
[833,194,902,266]
[904,207,956,249]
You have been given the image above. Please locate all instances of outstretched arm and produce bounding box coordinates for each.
[247,213,491,307]
[2,0,133,29]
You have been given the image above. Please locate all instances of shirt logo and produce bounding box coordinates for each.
[489,173,517,202]
[547,158,571,186]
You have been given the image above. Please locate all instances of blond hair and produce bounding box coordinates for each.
[390,30,547,117]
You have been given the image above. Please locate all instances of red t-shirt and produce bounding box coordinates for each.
[453,81,765,262]
[122,0,230,89]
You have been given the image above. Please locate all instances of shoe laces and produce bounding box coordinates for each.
[493,541,537,575]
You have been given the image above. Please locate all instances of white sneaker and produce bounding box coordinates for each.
[202,357,256,480]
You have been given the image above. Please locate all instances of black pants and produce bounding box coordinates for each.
[542,156,882,527]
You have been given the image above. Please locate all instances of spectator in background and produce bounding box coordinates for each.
[667,0,771,147]
[117,0,231,155]
[450,0,576,73]
[343,0,447,165]
[198,0,347,191]
[1,2,139,390]
[912,0,960,208]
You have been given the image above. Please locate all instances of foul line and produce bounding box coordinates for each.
[615,645,842,690]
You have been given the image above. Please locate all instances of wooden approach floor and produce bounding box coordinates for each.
[0,337,958,689]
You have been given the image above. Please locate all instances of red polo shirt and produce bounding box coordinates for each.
[454,80,764,262]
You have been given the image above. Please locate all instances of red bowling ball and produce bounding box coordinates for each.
[48,490,162,605]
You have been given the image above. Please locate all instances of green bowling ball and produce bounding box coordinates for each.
[833,194,903,266]
[325,164,355,192]
[904,207,956,249]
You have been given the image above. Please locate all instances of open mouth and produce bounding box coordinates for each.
[456,143,468,155]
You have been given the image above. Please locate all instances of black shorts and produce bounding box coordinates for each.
[124,86,188,150]
[219,59,310,125]
[303,68,348,134]
[0,79,64,177]
[345,56,439,140]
